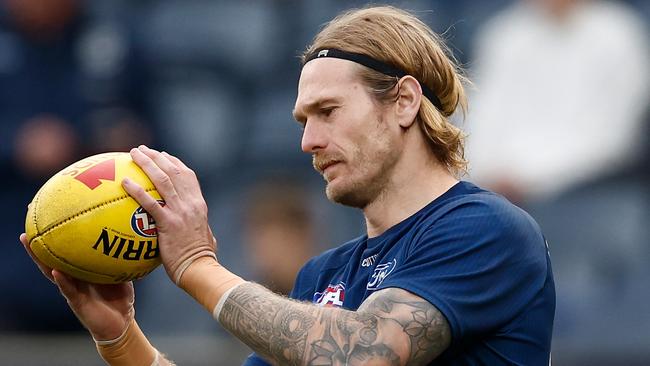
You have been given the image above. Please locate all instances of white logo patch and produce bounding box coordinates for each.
[367,259,397,290]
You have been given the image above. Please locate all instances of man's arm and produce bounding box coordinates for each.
[121,146,451,365]
[218,282,450,366]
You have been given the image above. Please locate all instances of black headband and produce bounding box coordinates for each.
[303,48,443,110]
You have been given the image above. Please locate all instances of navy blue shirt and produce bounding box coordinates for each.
[243,181,555,365]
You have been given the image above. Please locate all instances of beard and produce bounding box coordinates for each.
[325,174,379,208]
[315,126,399,209]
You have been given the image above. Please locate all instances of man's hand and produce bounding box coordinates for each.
[122,145,216,285]
[19,233,134,342]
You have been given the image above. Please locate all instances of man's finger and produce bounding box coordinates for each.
[138,146,186,188]
[19,233,55,283]
[142,146,198,199]
[52,269,81,303]
[162,151,190,170]
[122,178,166,219]
[130,147,180,205]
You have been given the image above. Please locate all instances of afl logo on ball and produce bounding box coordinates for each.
[131,201,164,237]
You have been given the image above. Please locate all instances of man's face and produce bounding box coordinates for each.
[293,59,402,208]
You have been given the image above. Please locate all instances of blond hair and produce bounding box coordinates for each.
[302,6,469,176]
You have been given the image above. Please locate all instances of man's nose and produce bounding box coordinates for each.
[301,120,328,153]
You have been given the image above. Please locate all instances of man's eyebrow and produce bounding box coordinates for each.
[292,108,306,124]
[293,97,340,123]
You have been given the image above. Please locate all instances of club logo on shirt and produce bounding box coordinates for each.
[367,258,397,290]
[313,282,346,307]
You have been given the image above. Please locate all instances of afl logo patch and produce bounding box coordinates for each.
[313,282,346,307]
[130,201,164,237]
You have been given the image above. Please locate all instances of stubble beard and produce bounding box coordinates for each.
[322,137,398,210]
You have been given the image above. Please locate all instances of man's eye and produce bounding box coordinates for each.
[321,107,336,117]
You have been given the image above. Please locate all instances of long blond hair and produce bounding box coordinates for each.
[302,6,469,176]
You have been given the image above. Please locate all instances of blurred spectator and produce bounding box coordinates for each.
[0,0,154,178]
[466,0,650,204]
[0,0,154,331]
[12,115,78,178]
[465,0,650,357]
[241,178,317,295]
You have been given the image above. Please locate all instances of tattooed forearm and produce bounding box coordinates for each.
[218,283,450,366]
[218,283,317,364]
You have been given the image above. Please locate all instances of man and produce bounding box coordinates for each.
[20,6,555,365]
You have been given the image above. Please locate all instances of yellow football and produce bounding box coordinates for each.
[25,152,162,284]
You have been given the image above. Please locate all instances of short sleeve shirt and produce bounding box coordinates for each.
[243,181,555,365]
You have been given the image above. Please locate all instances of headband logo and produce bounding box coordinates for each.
[317,49,329,57]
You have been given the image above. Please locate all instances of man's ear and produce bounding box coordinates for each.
[395,75,422,128]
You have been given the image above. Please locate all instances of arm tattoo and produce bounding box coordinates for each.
[218,283,451,366]
[358,288,451,365]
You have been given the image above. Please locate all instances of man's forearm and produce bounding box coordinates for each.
[218,282,321,364]
[180,261,450,365]
[218,283,449,366]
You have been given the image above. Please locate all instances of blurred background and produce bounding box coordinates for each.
[0,0,648,365]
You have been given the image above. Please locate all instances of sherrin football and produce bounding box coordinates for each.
[25,152,162,284]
